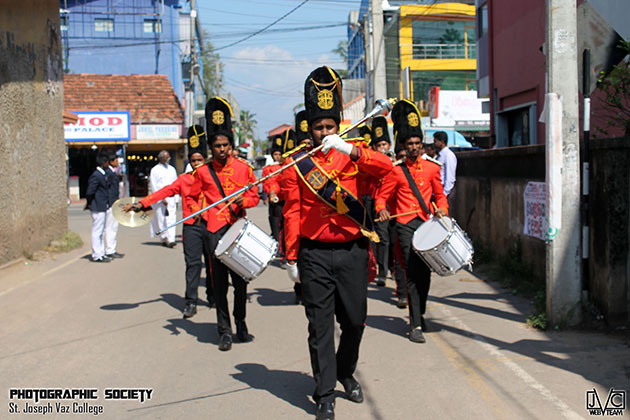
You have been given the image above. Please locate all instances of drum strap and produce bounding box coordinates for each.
[207,164,243,219]
[401,164,432,217]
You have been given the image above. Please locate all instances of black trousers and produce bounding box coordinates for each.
[396,218,432,328]
[391,230,407,298]
[298,237,368,404]
[374,219,391,277]
[268,201,285,258]
[182,221,213,305]
[208,223,248,336]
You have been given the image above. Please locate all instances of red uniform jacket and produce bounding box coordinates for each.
[375,157,448,225]
[262,163,284,201]
[281,143,393,261]
[188,156,260,233]
[140,172,202,225]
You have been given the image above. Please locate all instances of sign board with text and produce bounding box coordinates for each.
[64,111,130,141]
[136,125,181,140]
[523,182,546,240]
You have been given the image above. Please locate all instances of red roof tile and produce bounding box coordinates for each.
[63,74,184,124]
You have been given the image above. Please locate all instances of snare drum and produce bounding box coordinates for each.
[215,218,278,281]
[412,216,474,276]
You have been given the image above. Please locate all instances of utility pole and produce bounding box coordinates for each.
[371,0,387,103]
[185,0,196,128]
[545,0,582,326]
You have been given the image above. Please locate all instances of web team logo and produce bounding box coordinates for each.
[586,388,626,416]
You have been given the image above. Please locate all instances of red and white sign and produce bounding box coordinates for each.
[64,111,131,141]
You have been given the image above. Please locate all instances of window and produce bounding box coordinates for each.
[412,70,476,104]
[60,15,68,32]
[478,4,488,39]
[94,18,113,32]
[412,19,476,60]
[144,19,162,33]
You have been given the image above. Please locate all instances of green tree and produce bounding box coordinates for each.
[596,40,630,137]
[201,29,224,98]
[235,109,257,147]
[332,40,348,78]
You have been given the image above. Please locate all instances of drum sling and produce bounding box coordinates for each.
[208,163,244,220]
[400,164,432,217]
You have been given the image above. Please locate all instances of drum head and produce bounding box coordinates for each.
[412,217,452,251]
[215,218,248,256]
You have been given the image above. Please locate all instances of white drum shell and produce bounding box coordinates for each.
[215,218,278,280]
[412,217,474,276]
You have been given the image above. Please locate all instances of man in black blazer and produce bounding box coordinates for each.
[86,153,113,263]
[105,152,124,259]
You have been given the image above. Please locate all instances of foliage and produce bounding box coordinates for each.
[46,231,84,253]
[234,110,259,155]
[201,29,224,98]
[596,40,630,138]
[331,40,348,78]
[439,28,463,44]
[526,290,549,330]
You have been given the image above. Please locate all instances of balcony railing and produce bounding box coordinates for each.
[412,43,476,60]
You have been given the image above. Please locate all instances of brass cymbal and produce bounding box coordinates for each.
[112,197,154,227]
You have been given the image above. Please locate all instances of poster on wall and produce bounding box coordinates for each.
[523,181,547,240]
[64,111,130,141]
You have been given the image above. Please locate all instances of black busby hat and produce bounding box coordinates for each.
[270,134,283,154]
[371,116,390,144]
[187,125,207,158]
[205,97,234,145]
[392,99,423,144]
[295,110,310,142]
[282,128,297,154]
[304,66,344,125]
[358,125,372,145]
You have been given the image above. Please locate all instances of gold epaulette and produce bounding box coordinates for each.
[422,155,443,166]
[237,156,255,169]
[282,143,308,159]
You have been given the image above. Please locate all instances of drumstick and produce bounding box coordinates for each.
[431,202,452,230]
[386,209,421,220]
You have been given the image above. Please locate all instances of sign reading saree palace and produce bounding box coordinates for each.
[64,111,131,141]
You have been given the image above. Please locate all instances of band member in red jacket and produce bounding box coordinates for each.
[262,130,288,263]
[282,66,392,420]
[187,97,259,352]
[127,125,213,318]
[375,99,448,344]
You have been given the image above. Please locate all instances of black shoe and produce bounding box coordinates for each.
[375,276,386,287]
[91,256,111,263]
[106,252,124,259]
[294,295,303,305]
[340,377,364,403]
[218,334,232,351]
[166,242,176,248]
[182,303,197,319]
[207,296,216,308]
[409,327,426,343]
[315,402,335,420]
[397,297,408,308]
[235,319,251,342]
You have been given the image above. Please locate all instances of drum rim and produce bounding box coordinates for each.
[412,216,454,252]
[215,217,250,257]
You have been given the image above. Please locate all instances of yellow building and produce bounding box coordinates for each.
[387,2,476,109]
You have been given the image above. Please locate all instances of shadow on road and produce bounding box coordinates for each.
[100,292,185,312]
[251,287,300,306]
[231,363,315,415]
[163,319,218,344]
[366,314,409,337]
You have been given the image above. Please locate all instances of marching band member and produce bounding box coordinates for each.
[126,126,214,318]
[375,100,448,344]
[188,97,260,352]
[282,66,392,420]
[262,132,285,262]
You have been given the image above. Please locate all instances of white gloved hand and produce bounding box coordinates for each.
[321,134,353,155]
[287,262,300,283]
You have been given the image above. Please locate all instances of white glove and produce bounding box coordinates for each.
[287,262,300,283]
[322,134,353,155]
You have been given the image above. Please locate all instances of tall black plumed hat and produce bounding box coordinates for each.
[304,66,343,125]
[392,99,423,144]
[205,97,234,145]
[282,128,297,154]
[371,116,390,144]
[187,125,208,158]
[358,125,372,145]
[295,110,310,142]
[270,133,283,154]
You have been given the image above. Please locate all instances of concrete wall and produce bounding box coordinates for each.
[451,145,546,280]
[0,0,67,265]
[589,138,630,325]
[453,142,630,325]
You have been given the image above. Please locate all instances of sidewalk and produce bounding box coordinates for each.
[0,204,628,419]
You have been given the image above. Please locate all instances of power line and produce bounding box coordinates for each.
[213,0,311,52]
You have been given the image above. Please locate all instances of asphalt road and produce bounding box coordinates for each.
[0,203,628,419]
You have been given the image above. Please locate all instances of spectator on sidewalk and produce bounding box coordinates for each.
[85,153,113,263]
[105,152,124,259]
[433,131,457,209]
[149,150,178,247]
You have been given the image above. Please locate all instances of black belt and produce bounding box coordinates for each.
[300,237,365,250]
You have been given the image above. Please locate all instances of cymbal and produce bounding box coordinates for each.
[112,197,154,227]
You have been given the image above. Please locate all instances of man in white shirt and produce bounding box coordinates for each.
[433,131,457,208]
[149,150,178,247]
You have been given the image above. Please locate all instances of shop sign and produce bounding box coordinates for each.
[136,125,181,140]
[64,111,131,141]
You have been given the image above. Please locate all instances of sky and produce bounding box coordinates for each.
[197,0,361,139]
